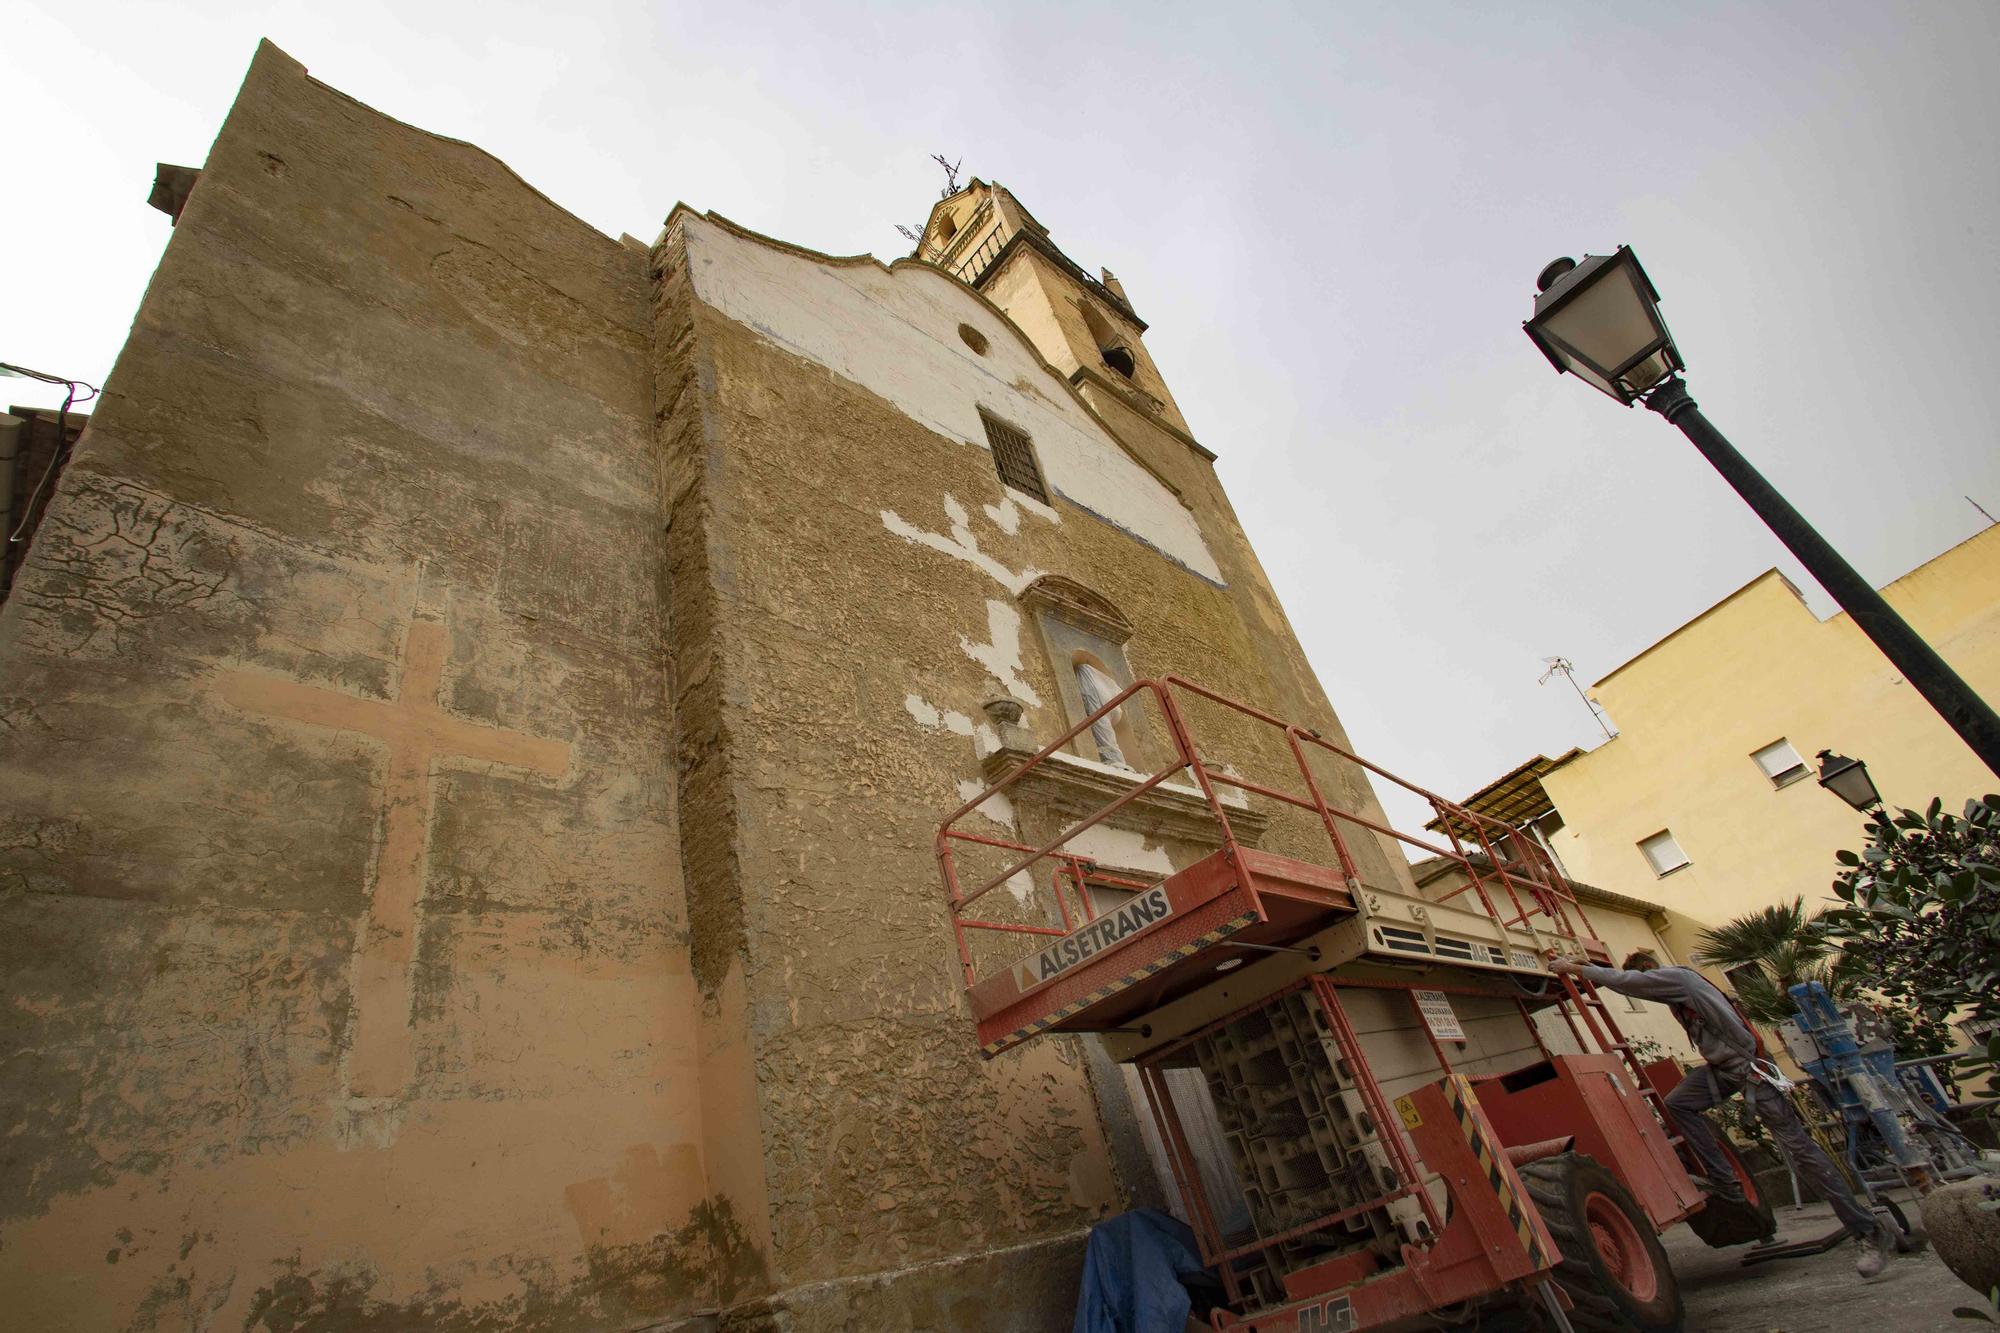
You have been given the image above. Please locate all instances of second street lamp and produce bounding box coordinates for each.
[1815,750,1883,814]
[1524,249,2000,779]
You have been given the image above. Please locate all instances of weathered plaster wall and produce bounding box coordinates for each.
[653,208,1427,1325]
[0,43,722,1331]
[653,216,1121,1330]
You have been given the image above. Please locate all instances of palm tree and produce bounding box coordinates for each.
[1691,896,1851,1025]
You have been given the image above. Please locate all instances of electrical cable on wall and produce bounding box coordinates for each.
[0,361,100,543]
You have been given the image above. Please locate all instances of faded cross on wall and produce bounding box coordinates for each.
[218,611,572,1107]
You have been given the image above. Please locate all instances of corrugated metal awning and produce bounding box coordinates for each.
[1426,749,1582,833]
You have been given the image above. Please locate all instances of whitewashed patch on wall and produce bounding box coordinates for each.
[982,494,1039,536]
[955,779,1018,833]
[680,213,1223,584]
[903,692,999,755]
[882,495,1039,596]
[959,599,1041,707]
[1061,824,1175,878]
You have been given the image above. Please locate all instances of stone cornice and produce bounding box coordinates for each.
[1068,367,1218,463]
[1019,575,1134,643]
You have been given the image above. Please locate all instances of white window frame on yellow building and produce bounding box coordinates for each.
[1750,737,1810,788]
[1638,829,1690,877]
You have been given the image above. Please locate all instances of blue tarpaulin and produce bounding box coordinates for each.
[1072,1209,1210,1333]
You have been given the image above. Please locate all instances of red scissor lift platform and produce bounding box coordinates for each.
[966,846,1355,1057]
[937,677,1706,1331]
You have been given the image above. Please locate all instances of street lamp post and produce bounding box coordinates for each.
[1524,248,2000,779]
[1815,750,1884,814]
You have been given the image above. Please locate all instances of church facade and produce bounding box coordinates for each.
[0,43,1421,1331]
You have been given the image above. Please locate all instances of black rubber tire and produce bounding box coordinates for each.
[1683,1137,1777,1248]
[1518,1152,1685,1333]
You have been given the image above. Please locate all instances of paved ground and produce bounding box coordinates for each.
[1664,1197,1984,1332]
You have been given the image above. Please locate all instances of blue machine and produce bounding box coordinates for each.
[1777,981,1986,1191]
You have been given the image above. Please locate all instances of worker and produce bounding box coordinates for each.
[1547,950,1901,1279]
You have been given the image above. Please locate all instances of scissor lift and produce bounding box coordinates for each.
[937,677,1715,1331]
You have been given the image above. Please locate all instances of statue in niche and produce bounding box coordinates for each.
[1073,660,1130,769]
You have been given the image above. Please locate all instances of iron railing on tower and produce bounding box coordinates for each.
[948,223,1010,287]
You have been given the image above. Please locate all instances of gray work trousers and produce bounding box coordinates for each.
[1665,1063,1878,1238]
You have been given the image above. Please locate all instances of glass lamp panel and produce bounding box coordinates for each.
[1562,355,1623,402]
[1619,348,1675,395]
[1825,765,1879,811]
[1540,257,1662,382]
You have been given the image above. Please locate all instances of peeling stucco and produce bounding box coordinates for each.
[981,494,1034,536]
[881,494,1041,596]
[959,600,1042,707]
[954,780,1018,833]
[1058,825,1175,878]
[903,693,1000,756]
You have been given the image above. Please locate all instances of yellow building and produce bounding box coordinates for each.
[1463,524,2000,958]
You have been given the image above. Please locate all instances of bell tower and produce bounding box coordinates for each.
[912,180,1193,436]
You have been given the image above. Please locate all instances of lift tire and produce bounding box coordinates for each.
[1684,1139,1776,1248]
[1519,1151,1684,1333]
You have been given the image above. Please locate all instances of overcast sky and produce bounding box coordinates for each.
[7,1,1998,839]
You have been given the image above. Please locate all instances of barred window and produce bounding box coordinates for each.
[979,409,1049,505]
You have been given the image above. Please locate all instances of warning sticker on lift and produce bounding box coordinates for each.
[1394,1095,1422,1129]
[1016,884,1172,989]
[1412,988,1467,1042]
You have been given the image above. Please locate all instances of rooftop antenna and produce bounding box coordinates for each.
[1540,656,1615,741]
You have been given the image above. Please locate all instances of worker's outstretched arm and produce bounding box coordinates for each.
[1578,965,1690,1000]
[1550,959,1692,1003]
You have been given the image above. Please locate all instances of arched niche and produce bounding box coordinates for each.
[1020,575,1147,769]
